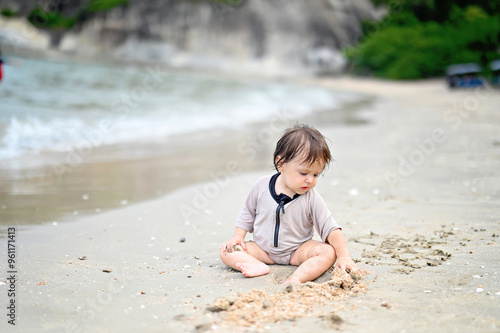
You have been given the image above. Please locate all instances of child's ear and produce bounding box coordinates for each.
[275,156,284,170]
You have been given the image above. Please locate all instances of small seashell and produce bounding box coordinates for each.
[381,301,391,308]
[348,188,359,196]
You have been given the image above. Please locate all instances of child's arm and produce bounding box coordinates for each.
[327,229,360,272]
[219,227,248,252]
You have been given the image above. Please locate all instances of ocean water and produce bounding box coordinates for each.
[0,57,358,163]
[0,57,367,227]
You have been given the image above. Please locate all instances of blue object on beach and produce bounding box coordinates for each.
[445,63,484,88]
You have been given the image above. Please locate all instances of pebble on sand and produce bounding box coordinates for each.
[381,301,392,309]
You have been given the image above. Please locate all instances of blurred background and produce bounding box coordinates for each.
[0,0,498,226]
[1,0,498,78]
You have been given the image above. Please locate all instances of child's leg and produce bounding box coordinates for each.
[220,241,274,277]
[284,240,336,284]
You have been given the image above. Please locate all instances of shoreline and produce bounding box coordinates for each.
[0,78,373,229]
[0,77,499,332]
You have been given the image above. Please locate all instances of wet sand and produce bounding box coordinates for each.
[0,91,371,228]
[0,77,499,332]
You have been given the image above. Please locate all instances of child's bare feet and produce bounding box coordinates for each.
[236,262,270,277]
[282,276,301,285]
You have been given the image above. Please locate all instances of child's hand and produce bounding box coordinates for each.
[335,256,360,272]
[220,236,246,253]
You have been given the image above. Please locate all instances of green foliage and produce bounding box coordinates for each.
[369,0,500,21]
[346,3,500,79]
[28,7,76,29]
[85,0,129,13]
[26,0,129,31]
[1,8,17,17]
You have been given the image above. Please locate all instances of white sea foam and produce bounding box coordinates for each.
[0,57,359,162]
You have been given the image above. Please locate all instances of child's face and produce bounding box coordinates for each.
[277,156,325,196]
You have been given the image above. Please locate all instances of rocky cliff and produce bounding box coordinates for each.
[0,0,379,75]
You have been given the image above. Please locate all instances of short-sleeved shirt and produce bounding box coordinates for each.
[235,173,341,264]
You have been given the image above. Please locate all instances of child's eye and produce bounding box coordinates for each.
[300,172,307,176]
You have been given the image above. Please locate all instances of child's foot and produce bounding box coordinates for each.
[236,262,270,277]
[282,276,301,285]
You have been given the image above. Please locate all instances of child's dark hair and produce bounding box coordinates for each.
[273,124,332,171]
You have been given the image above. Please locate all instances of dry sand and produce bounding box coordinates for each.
[0,77,499,332]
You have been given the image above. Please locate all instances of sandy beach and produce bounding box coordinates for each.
[1,77,499,332]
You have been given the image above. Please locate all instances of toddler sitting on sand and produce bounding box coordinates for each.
[220,124,359,284]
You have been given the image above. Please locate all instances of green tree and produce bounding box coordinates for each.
[346,2,500,79]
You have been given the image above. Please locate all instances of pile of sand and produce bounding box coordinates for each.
[355,229,454,274]
[206,268,368,328]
